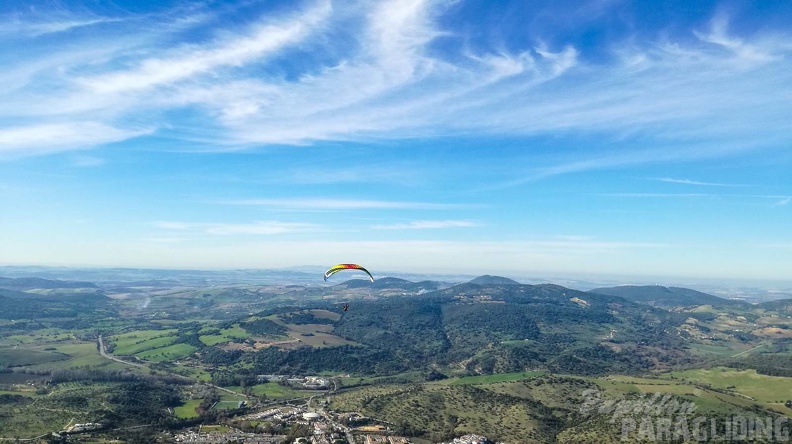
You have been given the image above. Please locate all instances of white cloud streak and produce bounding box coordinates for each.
[371,220,477,229]
[0,123,151,157]
[653,177,744,187]
[596,193,711,198]
[222,198,479,210]
[153,220,319,235]
[275,164,427,185]
[78,1,332,94]
[693,16,779,65]
[774,197,791,207]
[592,193,792,205]
[0,14,121,37]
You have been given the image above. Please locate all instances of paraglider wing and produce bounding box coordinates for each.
[323,264,374,282]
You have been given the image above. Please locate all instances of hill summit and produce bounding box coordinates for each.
[468,275,520,285]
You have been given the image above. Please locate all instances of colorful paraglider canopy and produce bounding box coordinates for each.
[324,264,374,282]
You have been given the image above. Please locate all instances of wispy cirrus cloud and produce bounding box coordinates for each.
[371,220,477,230]
[652,177,744,187]
[774,197,791,207]
[596,193,712,198]
[77,1,332,95]
[282,164,427,186]
[221,198,480,210]
[0,123,151,157]
[0,0,332,157]
[693,15,780,65]
[592,193,792,207]
[0,13,121,38]
[0,1,790,169]
[152,220,319,235]
[0,0,575,156]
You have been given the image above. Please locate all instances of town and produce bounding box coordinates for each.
[167,382,498,444]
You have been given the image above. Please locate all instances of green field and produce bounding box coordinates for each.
[136,343,197,362]
[0,389,36,397]
[590,373,775,415]
[337,372,425,387]
[169,364,212,382]
[3,331,74,345]
[220,391,247,401]
[199,325,249,346]
[201,425,232,433]
[174,399,202,418]
[111,330,178,355]
[0,347,69,367]
[665,367,792,405]
[21,341,138,371]
[285,330,357,348]
[449,371,546,385]
[687,342,744,357]
[339,376,372,387]
[246,382,312,399]
[199,335,232,346]
[149,319,194,325]
[213,400,246,411]
[112,329,176,345]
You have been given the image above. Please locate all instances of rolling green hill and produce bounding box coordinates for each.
[250,283,687,377]
[589,285,748,308]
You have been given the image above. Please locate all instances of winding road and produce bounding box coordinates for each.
[98,335,144,367]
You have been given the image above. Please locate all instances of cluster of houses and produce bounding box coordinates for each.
[168,377,495,444]
[256,374,331,389]
[363,436,411,444]
[439,434,493,444]
[174,430,285,443]
[243,407,297,422]
[243,409,284,420]
[63,423,103,433]
[171,412,496,444]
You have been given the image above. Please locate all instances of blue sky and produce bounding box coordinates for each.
[0,0,790,281]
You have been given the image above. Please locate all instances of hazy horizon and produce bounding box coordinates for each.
[2,264,791,295]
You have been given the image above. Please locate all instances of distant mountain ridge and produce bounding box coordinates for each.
[757,298,792,313]
[0,276,98,291]
[0,288,36,299]
[335,276,443,292]
[468,275,520,285]
[588,285,748,308]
